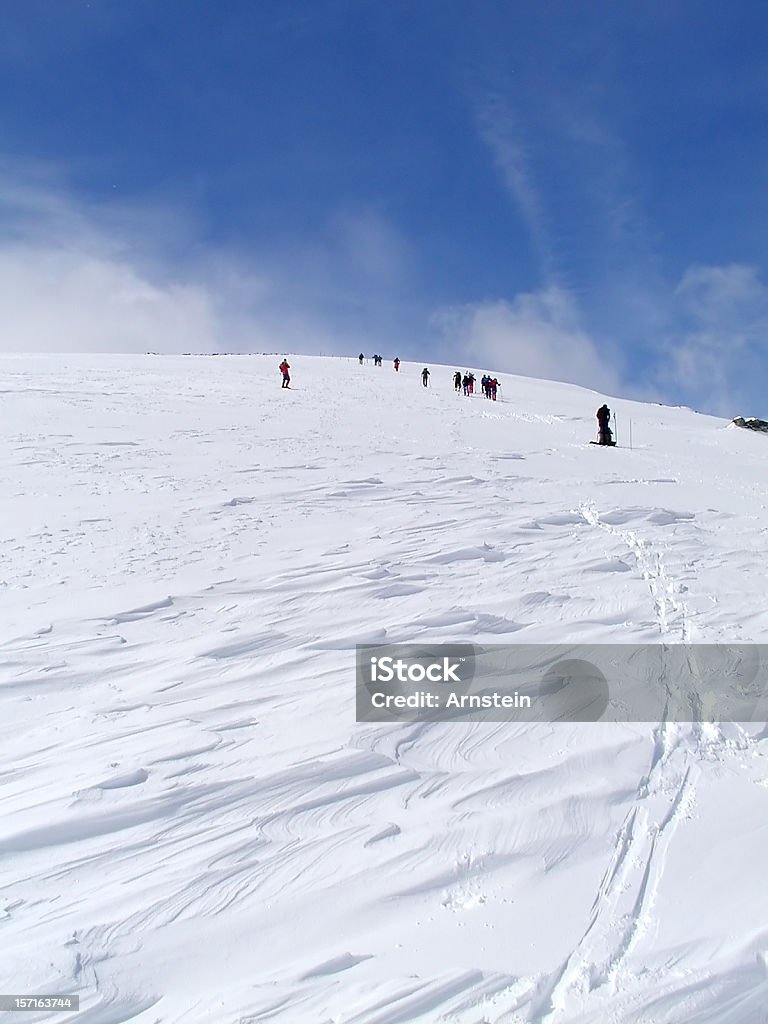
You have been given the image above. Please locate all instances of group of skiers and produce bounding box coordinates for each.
[278,356,615,446]
[451,371,500,399]
[481,374,500,401]
[360,354,405,370]
[453,371,475,395]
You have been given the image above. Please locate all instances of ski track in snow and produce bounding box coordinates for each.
[1,354,768,1024]
[577,503,693,642]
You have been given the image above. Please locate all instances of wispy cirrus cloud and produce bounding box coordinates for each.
[470,75,768,417]
[475,93,560,286]
[472,62,673,352]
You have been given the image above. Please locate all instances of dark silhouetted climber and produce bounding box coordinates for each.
[421,367,430,387]
[454,371,462,391]
[359,353,364,365]
[596,404,613,445]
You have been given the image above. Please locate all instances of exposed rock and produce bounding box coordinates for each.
[731,416,768,432]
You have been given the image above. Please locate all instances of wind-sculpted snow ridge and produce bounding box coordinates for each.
[2,353,768,1023]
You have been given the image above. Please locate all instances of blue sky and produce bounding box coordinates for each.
[1,1,768,415]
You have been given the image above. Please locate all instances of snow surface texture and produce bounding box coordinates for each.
[2,353,768,1024]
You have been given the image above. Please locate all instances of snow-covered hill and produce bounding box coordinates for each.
[2,353,768,1024]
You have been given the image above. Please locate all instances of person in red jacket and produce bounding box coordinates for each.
[393,357,400,371]
[279,359,291,388]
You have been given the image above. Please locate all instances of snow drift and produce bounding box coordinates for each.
[2,353,768,1024]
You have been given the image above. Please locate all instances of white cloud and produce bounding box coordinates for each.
[328,205,410,288]
[659,263,768,415]
[2,166,764,418]
[0,167,417,357]
[674,263,767,320]
[0,167,256,354]
[0,245,223,354]
[431,286,622,394]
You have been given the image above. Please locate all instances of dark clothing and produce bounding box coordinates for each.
[596,405,612,444]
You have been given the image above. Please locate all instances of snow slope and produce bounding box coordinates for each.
[2,352,768,1024]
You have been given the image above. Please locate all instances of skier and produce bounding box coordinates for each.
[359,353,364,365]
[467,372,475,395]
[462,373,470,396]
[454,370,462,391]
[481,374,489,398]
[394,357,400,372]
[421,367,430,387]
[490,377,498,401]
[279,358,291,388]
[596,404,613,445]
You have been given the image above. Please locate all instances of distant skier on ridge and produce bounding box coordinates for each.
[393,357,400,372]
[279,358,291,388]
[421,367,430,387]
